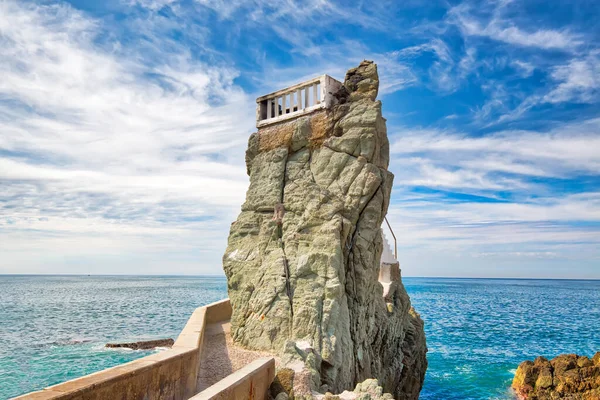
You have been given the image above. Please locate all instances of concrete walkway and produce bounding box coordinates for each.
[196,319,273,392]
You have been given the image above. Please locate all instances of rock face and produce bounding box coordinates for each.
[223,61,427,399]
[512,353,600,399]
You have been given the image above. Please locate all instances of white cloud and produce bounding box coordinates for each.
[483,53,599,124]
[1,0,599,278]
[390,119,600,182]
[396,39,453,63]
[129,0,177,10]
[392,39,476,93]
[449,3,583,50]
[384,188,600,278]
[252,40,418,97]
[192,0,387,31]
[383,120,600,276]
[544,52,600,104]
[511,60,535,77]
[483,25,581,50]
[0,1,254,273]
[432,1,597,124]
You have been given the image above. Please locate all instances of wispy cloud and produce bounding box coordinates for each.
[391,119,600,185]
[128,0,177,10]
[384,118,600,276]
[191,0,392,32]
[1,0,599,277]
[448,2,583,51]
[544,52,600,104]
[489,53,600,124]
[0,1,253,273]
[391,39,469,93]
[511,60,535,78]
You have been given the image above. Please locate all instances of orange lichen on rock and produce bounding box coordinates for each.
[256,109,334,153]
[308,111,332,148]
[258,120,295,152]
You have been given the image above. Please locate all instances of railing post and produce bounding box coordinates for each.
[279,96,283,116]
[305,86,310,107]
[297,89,302,111]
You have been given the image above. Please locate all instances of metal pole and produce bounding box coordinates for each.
[384,216,397,260]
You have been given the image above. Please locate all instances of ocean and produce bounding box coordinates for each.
[0,276,598,400]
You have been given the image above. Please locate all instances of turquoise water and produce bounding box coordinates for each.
[408,278,600,399]
[0,276,598,399]
[0,276,227,399]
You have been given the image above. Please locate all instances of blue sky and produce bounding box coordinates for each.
[1,0,599,278]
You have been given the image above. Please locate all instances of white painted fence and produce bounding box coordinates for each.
[256,74,342,128]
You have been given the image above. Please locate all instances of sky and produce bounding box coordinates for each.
[1,0,599,278]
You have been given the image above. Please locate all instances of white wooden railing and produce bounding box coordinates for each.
[256,74,342,128]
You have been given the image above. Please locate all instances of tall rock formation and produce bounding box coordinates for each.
[223,61,427,399]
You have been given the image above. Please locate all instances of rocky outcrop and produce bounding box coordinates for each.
[105,338,174,350]
[312,379,396,400]
[512,353,600,399]
[223,61,427,399]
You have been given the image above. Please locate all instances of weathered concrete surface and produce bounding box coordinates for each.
[197,320,274,391]
[191,358,275,400]
[11,299,234,400]
[512,353,600,399]
[223,61,428,399]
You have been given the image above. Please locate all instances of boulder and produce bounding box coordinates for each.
[512,352,600,399]
[105,338,174,350]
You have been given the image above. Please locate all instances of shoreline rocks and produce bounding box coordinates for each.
[512,353,600,399]
[105,338,174,350]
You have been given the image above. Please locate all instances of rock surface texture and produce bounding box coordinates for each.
[512,353,600,399]
[223,61,427,400]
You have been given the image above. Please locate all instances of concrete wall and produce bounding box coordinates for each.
[189,358,275,400]
[12,298,272,400]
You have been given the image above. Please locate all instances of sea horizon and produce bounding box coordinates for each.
[2,273,599,281]
[2,275,599,399]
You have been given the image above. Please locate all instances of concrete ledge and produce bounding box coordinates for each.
[190,357,276,400]
[12,299,232,400]
[205,298,232,324]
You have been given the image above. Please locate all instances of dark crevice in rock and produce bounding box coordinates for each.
[281,251,293,318]
[322,142,362,161]
[279,154,294,319]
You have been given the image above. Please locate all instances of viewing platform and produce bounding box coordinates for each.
[256,74,342,128]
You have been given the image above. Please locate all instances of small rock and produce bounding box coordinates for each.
[105,338,174,350]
